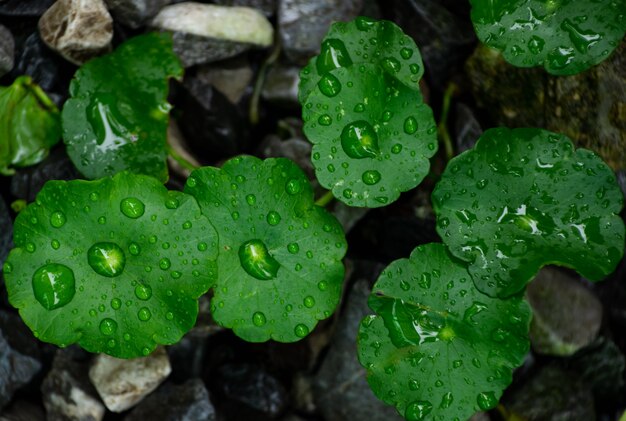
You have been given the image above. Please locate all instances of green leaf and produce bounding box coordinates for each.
[62,32,183,182]
[469,0,626,75]
[358,243,531,421]
[2,172,218,358]
[432,127,625,298]
[184,156,347,342]
[299,17,437,208]
[0,76,61,175]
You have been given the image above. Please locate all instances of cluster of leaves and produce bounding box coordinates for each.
[3,157,347,357]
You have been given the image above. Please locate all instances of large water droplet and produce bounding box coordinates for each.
[286,179,302,195]
[88,242,126,277]
[239,239,280,280]
[294,323,309,338]
[50,211,66,228]
[463,302,488,325]
[318,74,342,97]
[382,57,401,73]
[32,263,76,310]
[561,18,602,53]
[316,39,352,74]
[252,311,267,326]
[99,318,117,335]
[362,170,381,185]
[88,93,135,152]
[120,197,145,219]
[403,116,418,134]
[477,391,497,410]
[405,400,433,421]
[341,121,380,159]
[135,284,152,300]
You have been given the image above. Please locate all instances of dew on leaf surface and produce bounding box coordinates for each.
[239,239,280,280]
[32,263,76,310]
[120,197,145,219]
[87,242,126,277]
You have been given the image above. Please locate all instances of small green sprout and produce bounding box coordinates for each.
[358,243,531,421]
[432,128,625,298]
[3,172,218,358]
[299,17,437,207]
[184,156,347,342]
[62,32,183,182]
[470,0,626,75]
[0,75,61,175]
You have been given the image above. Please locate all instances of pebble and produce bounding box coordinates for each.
[150,2,273,67]
[104,0,170,28]
[0,24,15,77]
[38,0,113,65]
[0,0,55,16]
[88,347,171,412]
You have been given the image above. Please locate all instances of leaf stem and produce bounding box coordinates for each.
[249,38,282,125]
[315,190,335,207]
[437,82,457,162]
[166,143,198,172]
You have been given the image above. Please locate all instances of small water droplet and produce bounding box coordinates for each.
[304,296,315,308]
[267,211,281,226]
[295,323,309,337]
[286,179,302,195]
[50,211,66,228]
[88,242,126,277]
[111,298,122,310]
[51,239,60,250]
[183,221,192,229]
[135,284,152,300]
[26,242,36,253]
[477,391,497,410]
[318,114,332,126]
[405,400,433,421]
[165,312,174,320]
[246,194,257,205]
[400,47,413,59]
[165,197,179,209]
[138,307,151,321]
[253,311,267,326]
[32,263,76,310]
[99,318,117,335]
[382,57,401,73]
[318,74,342,97]
[197,242,208,251]
[128,242,141,256]
[98,216,106,225]
[403,116,418,134]
[288,242,300,254]
[362,170,381,185]
[120,197,145,219]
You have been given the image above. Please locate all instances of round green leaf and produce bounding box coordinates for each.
[62,32,183,182]
[0,76,61,175]
[299,17,437,208]
[358,243,531,421]
[432,127,625,298]
[469,0,626,75]
[184,156,347,342]
[3,172,218,358]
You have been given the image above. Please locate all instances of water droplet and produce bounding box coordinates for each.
[362,170,381,185]
[288,242,300,254]
[409,63,420,74]
[286,179,302,195]
[382,57,401,73]
[476,179,488,189]
[316,39,352,74]
[165,312,174,320]
[527,35,545,54]
[295,324,309,338]
[135,284,152,300]
[26,242,36,253]
[403,116,418,134]
[561,18,602,54]
[51,240,60,250]
[318,281,328,291]
[231,211,240,220]
[89,192,99,201]
[98,216,106,225]
[304,296,315,308]
[50,211,66,228]
[355,16,376,31]
[463,302,488,325]
[183,221,192,229]
[477,391,497,410]
[391,144,402,154]
[88,242,126,277]
[341,120,380,159]
[128,242,141,256]
[318,74,342,97]
[111,298,122,310]
[400,47,413,59]
[165,197,179,209]
[267,211,281,226]
[405,400,433,421]
[440,392,453,409]
[32,263,75,310]
[239,239,280,280]
[3,262,13,274]
[138,307,151,321]
[246,194,257,205]
[99,318,117,335]
[120,197,145,219]
[253,311,267,326]
[318,114,332,126]
[197,242,208,251]
[353,103,365,113]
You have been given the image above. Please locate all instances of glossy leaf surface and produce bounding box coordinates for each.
[185,156,347,342]
[433,128,625,298]
[0,76,61,175]
[358,243,531,421]
[470,0,626,75]
[3,172,218,358]
[62,32,183,181]
[300,17,437,207]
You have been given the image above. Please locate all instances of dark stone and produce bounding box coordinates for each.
[190,57,253,105]
[104,0,170,29]
[0,195,12,269]
[0,311,42,411]
[169,32,251,68]
[10,147,79,202]
[126,379,215,421]
[0,0,55,16]
[171,79,248,164]
[278,0,364,64]
[261,65,300,107]
[453,102,483,153]
[503,365,596,421]
[527,267,603,356]
[213,363,288,419]
[0,400,45,421]
[385,0,476,90]
[0,24,14,77]
[313,274,402,421]
[41,347,105,421]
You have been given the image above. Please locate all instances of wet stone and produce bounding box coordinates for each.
[189,57,253,105]
[0,0,55,16]
[313,272,401,421]
[150,3,273,67]
[213,363,288,418]
[0,400,46,420]
[261,65,301,107]
[126,379,215,421]
[0,311,42,411]
[104,0,170,29]
[527,267,603,356]
[453,102,483,153]
[0,24,15,77]
[38,0,113,65]
[89,347,171,412]
[42,347,105,421]
[278,0,364,64]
